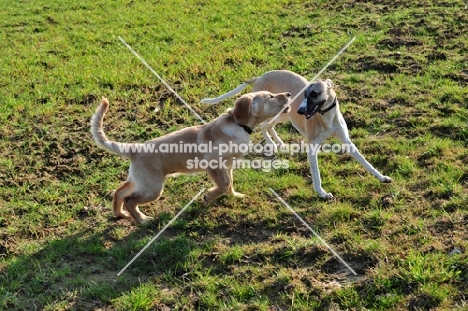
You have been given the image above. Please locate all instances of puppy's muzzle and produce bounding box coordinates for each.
[281,92,292,113]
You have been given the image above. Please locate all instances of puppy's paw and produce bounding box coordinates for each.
[135,215,154,225]
[203,194,214,203]
[379,176,392,183]
[231,191,245,198]
[115,211,130,219]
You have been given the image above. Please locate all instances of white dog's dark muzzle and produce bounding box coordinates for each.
[297,99,325,119]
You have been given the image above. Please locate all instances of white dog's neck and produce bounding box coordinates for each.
[318,96,337,115]
[315,97,339,124]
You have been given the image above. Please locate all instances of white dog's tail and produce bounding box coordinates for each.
[90,97,133,159]
[200,77,258,104]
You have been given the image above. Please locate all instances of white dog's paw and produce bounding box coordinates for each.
[320,192,334,200]
[379,176,392,183]
[265,143,278,155]
[278,142,286,152]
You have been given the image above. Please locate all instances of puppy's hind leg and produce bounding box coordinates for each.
[113,181,134,219]
[124,181,165,224]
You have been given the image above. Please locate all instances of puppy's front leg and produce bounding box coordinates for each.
[228,167,245,198]
[308,144,334,200]
[204,169,232,202]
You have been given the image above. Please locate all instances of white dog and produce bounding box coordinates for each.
[201,70,391,199]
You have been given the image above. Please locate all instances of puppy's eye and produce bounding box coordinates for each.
[270,95,274,98]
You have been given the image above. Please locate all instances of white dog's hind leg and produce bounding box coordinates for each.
[261,122,279,154]
[268,125,285,149]
[261,114,289,155]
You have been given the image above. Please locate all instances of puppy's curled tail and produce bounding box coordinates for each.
[200,77,258,104]
[90,97,132,159]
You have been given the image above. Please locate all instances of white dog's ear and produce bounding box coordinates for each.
[233,95,252,125]
[325,79,333,88]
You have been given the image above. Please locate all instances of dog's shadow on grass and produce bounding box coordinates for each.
[0,210,200,309]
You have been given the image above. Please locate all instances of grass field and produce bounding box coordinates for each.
[1,0,467,310]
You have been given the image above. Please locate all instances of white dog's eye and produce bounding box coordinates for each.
[270,95,274,98]
[310,91,321,98]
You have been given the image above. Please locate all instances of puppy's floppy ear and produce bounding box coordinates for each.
[233,95,252,125]
[325,79,334,88]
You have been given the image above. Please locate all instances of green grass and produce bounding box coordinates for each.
[1,0,467,310]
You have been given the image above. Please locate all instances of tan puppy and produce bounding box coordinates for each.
[91,91,291,223]
[201,70,391,199]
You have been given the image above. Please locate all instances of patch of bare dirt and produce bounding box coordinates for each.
[444,70,468,86]
[407,292,442,310]
[429,124,468,142]
[281,25,320,38]
[351,54,423,75]
[321,252,378,276]
[342,111,368,130]
[377,37,423,50]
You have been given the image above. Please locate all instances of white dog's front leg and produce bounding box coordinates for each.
[308,145,333,199]
[345,141,392,183]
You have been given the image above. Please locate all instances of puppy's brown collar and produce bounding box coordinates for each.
[237,123,253,134]
[229,111,253,134]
